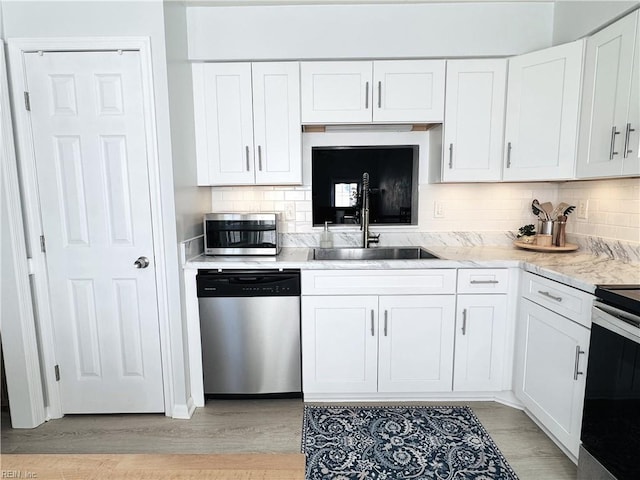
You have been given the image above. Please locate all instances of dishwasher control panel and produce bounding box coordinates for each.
[196,269,301,297]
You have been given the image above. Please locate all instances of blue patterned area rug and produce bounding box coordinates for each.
[302,405,519,480]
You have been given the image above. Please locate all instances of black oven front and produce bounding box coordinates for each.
[580,286,640,480]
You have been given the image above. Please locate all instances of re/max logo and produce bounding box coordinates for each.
[1,472,37,478]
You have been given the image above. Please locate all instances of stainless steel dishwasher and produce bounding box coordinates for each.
[196,269,301,395]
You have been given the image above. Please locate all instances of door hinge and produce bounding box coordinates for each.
[40,235,46,253]
[24,91,31,111]
[54,365,60,381]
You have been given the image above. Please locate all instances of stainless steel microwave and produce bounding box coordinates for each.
[204,213,280,256]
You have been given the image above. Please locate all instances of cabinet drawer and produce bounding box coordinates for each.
[457,269,509,294]
[521,272,593,328]
[301,269,456,295]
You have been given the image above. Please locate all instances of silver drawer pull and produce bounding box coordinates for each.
[538,290,563,302]
[384,310,388,336]
[470,280,499,284]
[365,82,369,109]
[245,146,250,171]
[624,123,635,158]
[371,310,375,336]
[506,142,512,168]
[258,145,263,171]
[573,346,585,380]
[609,126,620,159]
[461,308,467,335]
[377,81,382,108]
[448,143,453,169]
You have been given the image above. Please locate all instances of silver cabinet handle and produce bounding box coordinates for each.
[506,142,512,168]
[609,126,620,159]
[377,81,382,108]
[573,346,585,380]
[245,146,250,171]
[370,310,375,336]
[461,308,467,335]
[384,310,388,336]
[470,280,499,284]
[258,145,263,171]
[134,256,150,269]
[448,143,453,169]
[624,123,635,158]
[538,290,563,302]
[365,81,369,109]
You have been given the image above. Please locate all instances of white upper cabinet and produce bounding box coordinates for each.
[373,60,445,123]
[443,59,507,182]
[193,62,301,186]
[503,40,584,181]
[577,11,639,178]
[301,60,445,124]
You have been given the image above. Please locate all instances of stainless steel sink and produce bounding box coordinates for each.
[312,247,439,261]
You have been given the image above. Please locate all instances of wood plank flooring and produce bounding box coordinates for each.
[1,453,306,479]
[1,399,577,480]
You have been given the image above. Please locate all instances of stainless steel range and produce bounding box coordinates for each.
[579,285,640,480]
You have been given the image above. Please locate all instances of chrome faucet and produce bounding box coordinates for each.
[361,172,380,248]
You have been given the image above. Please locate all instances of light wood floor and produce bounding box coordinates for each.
[1,399,577,480]
[1,453,306,480]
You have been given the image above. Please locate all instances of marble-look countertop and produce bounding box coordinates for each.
[185,245,640,294]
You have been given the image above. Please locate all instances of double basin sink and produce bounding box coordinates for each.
[312,246,439,261]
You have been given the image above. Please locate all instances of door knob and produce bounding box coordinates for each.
[134,256,150,269]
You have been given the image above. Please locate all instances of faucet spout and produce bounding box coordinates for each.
[361,172,380,248]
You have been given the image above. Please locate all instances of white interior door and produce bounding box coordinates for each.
[24,50,164,413]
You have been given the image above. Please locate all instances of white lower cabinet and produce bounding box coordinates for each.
[515,274,592,460]
[453,295,507,392]
[378,295,455,392]
[301,294,456,394]
[301,295,379,394]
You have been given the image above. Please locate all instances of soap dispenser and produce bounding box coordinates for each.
[320,221,333,248]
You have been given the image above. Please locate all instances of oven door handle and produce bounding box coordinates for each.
[592,303,640,344]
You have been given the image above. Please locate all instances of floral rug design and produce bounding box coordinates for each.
[302,405,519,480]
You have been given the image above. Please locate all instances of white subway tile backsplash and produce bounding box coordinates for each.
[208,177,639,246]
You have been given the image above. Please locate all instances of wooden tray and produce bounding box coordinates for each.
[513,240,579,252]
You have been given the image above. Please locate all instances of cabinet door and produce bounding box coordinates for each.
[378,295,455,393]
[453,295,507,392]
[443,59,506,182]
[252,62,302,185]
[578,11,638,178]
[373,60,445,123]
[516,299,590,459]
[301,295,378,394]
[622,21,640,177]
[503,40,583,181]
[300,61,373,124]
[193,63,255,185]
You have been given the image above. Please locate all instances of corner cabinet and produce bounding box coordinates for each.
[577,11,639,178]
[442,59,507,182]
[503,40,584,181]
[300,60,445,124]
[514,272,593,461]
[192,62,302,186]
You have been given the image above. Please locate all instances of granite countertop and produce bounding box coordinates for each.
[185,245,640,294]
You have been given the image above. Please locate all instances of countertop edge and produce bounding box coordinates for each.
[183,246,640,293]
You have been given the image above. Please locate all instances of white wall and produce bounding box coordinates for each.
[163,0,210,409]
[187,2,554,60]
[164,2,210,242]
[2,0,191,418]
[552,1,639,44]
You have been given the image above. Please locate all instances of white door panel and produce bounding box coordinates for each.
[25,51,164,413]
